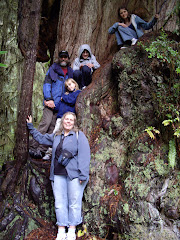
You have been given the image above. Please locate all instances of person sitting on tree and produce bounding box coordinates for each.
[73,44,100,89]
[108,6,159,49]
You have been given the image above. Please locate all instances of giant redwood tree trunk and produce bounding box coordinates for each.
[53,0,177,63]
[0,0,179,239]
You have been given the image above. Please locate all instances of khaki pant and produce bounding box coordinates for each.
[30,106,57,153]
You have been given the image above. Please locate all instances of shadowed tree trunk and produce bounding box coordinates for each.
[0,0,179,239]
[1,0,42,195]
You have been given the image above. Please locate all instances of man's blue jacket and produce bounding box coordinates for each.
[43,63,73,106]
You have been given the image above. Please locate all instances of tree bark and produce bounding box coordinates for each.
[53,0,178,64]
[0,0,179,239]
[2,0,42,195]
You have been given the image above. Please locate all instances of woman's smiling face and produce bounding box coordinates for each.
[119,8,128,20]
[63,114,75,133]
[82,50,89,59]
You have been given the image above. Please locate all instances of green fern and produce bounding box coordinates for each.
[168,139,176,169]
[145,126,160,139]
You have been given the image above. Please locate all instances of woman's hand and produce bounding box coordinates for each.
[26,115,32,123]
[118,22,128,27]
[86,63,94,68]
[80,180,83,184]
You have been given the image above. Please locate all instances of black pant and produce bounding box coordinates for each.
[73,65,92,89]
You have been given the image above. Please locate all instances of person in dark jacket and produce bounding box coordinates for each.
[55,78,81,125]
[108,7,159,49]
[26,112,91,240]
[29,51,73,159]
[43,78,81,160]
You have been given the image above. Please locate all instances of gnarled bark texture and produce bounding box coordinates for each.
[75,32,180,239]
[0,0,179,239]
[1,0,42,195]
[53,0,178,63]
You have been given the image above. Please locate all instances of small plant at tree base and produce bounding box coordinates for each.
[145,112,179,169]
[162,111,180,138]
[145,30,180,76]
[162,111,180,169]
[139,30,180,120]
[142,30,179,169]
[145,126,160,139]
[113,189,118,196]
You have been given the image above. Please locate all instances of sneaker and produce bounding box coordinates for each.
[42,148,52,161]
[56,232,67,240]
[29,149,35,158]
[131,38,138,45]
[82,86,86,90]
[120,46,127,49]
[42,153,52,161]
[67,232,76,240]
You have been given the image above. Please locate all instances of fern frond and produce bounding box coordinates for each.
[168,139,176,169]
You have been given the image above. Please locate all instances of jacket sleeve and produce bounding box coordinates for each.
[54,100,61,111]
[136,16,157,30]
[43,69,53,101]
[108,22,119,34]
[27,123,54,146]
[91,55,100,70]
[67,67,74,78]
[73,58,81,71]
[62,91,81,105]
[77,131,91,181]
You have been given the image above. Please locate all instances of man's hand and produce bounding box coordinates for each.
[44,100,55,109]
[26,115,32,123]
[155,14,159,19]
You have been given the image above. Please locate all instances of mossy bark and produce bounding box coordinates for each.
[0,0,179,239]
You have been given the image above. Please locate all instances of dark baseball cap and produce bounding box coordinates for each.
[59,51,69,59]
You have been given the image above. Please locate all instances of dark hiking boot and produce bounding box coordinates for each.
[29,149,44,159]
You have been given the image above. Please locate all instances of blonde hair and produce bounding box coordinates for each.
[65,78,79,93]
[56,112,79,135]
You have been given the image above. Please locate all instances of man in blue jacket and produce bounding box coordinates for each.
[29,51,73,159]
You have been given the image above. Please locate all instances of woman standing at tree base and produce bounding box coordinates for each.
[27,112,91,240]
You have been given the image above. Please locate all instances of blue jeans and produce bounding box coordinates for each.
[52,175,88,226]
[73,65,92,89]
[115,26,138,46]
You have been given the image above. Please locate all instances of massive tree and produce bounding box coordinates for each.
[0,0,179,239]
